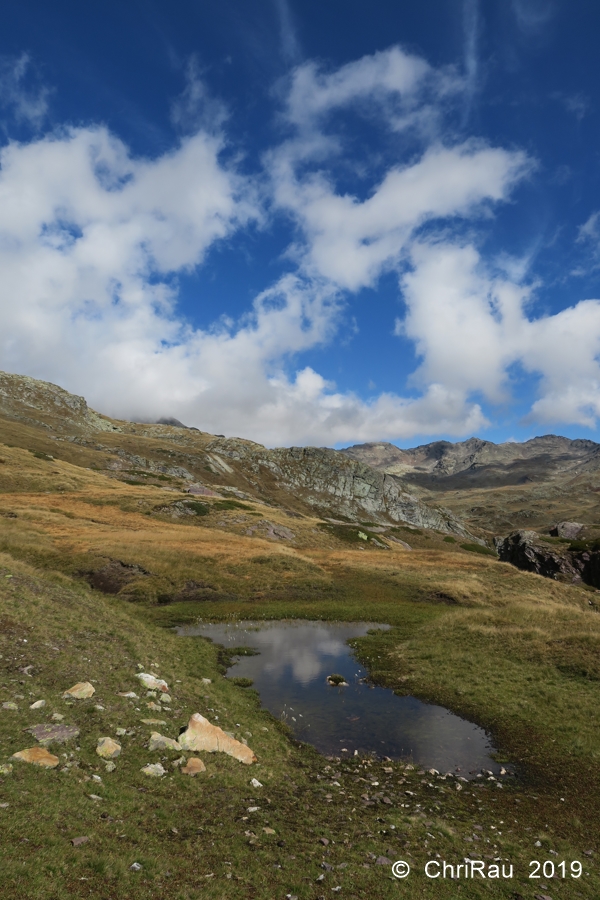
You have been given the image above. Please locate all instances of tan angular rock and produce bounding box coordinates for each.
[29,700,46,709]
[96,737,121,759]
[12,747,60,768]
[63,682,95,700]
[178,713,257,764]
[181,757,206,775]
[147,732,181,752]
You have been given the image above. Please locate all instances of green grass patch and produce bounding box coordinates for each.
[184,500,210,516]
[460,542,497,556]
[212,499,252,511]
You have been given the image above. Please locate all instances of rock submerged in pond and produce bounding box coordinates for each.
[63,682,95,700]
[12,747,60,768]
[326,674,349,686]
[181,757,206,776]
[96,737,121,759]
[178,713,257,764]
[27,723,80,745]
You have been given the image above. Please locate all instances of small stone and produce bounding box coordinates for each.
[51,713,64,721]
[88,794,103,801]
[12,747,59,767]
[135,673,169,692]
[130,862,142,872]
[0,802,9,808]
[27,724,80,745]
[63,682,95,700]
[91,774,102,783]
[105,761,117,773]
[247,806,259,812]
[141,762,166,777]
[316,874,325,882]
[29,700,46,710]
[118,692,138,699]
[534,840,542,847]
[201,678,212,685]
[0,764,13,775]
[115,728,126,737]
[263,827,276,835]
[319,837,330,846]
[376,856,393,866]
[71,836,89,847]
[147,732,181,752]
[140,719,167,725]
[146,702,162,711]
[181,757,206,776]
[2,702,17,711]
[250,778,263,788]
[161,694,172,704]
[172,756,186,768]
[94,705,105,711]
[96,737,121,759]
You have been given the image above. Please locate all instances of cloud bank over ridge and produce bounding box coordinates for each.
[0,46,599,446]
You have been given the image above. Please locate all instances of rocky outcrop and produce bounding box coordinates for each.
[550,521,584,539]
[0,369,118,433]
[495,531,600,588]
[204,439,468,535]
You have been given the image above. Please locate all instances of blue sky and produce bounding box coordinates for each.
[1,1,600,447]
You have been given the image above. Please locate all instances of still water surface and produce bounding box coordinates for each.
[177,620,502,776]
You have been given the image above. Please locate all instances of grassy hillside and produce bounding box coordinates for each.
[1,436,600,897]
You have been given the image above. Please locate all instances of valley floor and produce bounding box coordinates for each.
[0,443,599,899]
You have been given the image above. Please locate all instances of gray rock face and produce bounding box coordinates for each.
[495,531,600,588]
[550,521,584,539]
[0,370,117,433]
[205,439,468,535]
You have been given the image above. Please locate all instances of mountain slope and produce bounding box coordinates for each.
[342,435,600,488]
[0,370,468,536]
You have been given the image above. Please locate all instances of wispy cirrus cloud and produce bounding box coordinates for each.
[0,53,51,129]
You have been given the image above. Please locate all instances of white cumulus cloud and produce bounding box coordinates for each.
[0,46,599,445]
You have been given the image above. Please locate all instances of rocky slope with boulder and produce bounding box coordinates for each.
[494,527,600,588]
